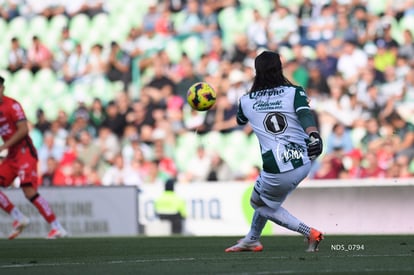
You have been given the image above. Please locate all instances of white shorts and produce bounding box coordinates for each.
[251,162,311,210]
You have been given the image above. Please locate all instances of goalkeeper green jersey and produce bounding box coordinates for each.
[237,85,312,173]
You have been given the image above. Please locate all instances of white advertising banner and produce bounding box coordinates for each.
[0,186,139,238]
[139,179,414,236]
[139,182,258,236]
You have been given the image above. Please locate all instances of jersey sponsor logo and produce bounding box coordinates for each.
[275,142,305,163]
[253,100,283,111]
[249,88,285,99]
[0,123,11,136]
[12,103,25,120]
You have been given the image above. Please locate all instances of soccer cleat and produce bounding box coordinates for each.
[306,228,324,252]
[46,228,69,239]
[225,240,263,252]
[8,217,30,240]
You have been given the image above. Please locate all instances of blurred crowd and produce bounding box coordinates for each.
[1,0,413,187]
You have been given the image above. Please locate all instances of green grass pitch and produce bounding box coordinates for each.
[0,235,413,275]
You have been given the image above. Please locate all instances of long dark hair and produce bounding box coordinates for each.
[249,68,294,92]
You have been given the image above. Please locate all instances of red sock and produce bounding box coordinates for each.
[0,191,14,213]
[30,194,56,223]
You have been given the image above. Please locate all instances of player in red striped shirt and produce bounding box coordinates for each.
[0,75,67,239]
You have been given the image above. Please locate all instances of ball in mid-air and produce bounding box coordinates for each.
[187,82,216,111]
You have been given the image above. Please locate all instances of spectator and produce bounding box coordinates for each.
[0,0,20,21]
[88,97,106,132]
[54,27,77,71]
[84,43,106,84]
[106,41,132,90]
[183,145,211,182]
[54,158,89,186]
[386,111,414,161]
[175,0,203,38]
[297,0,314,38]
[7,37,26,73]
[325,123,354,154]
[207,152,233,181]
[143,159,171,184]
[267,6,298,48]
[304,4,336,47]
[336,39,368,86]
[306,62,330,98]
[313,42,338,79]
[360,152,385,178]
[199,1,220,50]
[155,4,175,38]
[398,29,414,63]
[76,129,101,176]
[101,100,127,138]
[312,152,345,180]
[360,118,382,151]
[102,153,143,186]
[25,36,54,74]
[34,108,51,134]
[62,42,88,84]
[173,56,202,100]
[212,92,239,134]
[39,156,59,186]
[95,125,121,166]
[37,131,65,175]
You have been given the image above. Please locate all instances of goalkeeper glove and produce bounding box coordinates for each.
[307,132,323,160]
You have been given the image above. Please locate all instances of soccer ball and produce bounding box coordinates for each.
[186,82,216,111]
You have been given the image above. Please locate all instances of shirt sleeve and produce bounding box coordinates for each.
[236,98,248,125]
[294,87,317,130]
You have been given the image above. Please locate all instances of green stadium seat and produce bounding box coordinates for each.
[239,0,273,17]
[0,18,7,38]
[29,15,49,40]
[218,7,253,48]
[34,68,56,88]
[7,16,28,46]
[181,36,205,62]
[174,132,201,171]
[0,45,9,70]
[366,0,387,15]
[12,69,33,87]
[164,39,183,64]
[200,131,224,152]
[399,15,414,37]
[69,13,91,42]
[49,14,69,32]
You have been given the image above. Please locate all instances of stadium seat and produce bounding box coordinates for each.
[174,132,201,171]
[164,39,183,64]
[218,7,253,48]
[69,14,91,42]
[0,45,9,70]
[49,14,69,32]
[366,0,388,15]
[181,36,205,62]
[12,69,33,87]
[239,0,273,17]
[7,16,28,46]
[34,68,56,87]
[399,15,414,36]
[0,18,6,37]
[29,15,49,40]
[200,131,223,152]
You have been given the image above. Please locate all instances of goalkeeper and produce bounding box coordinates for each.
[225,51,323,253]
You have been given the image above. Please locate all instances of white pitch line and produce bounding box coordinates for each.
[0,253,412,269]
[0,258,196,269]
